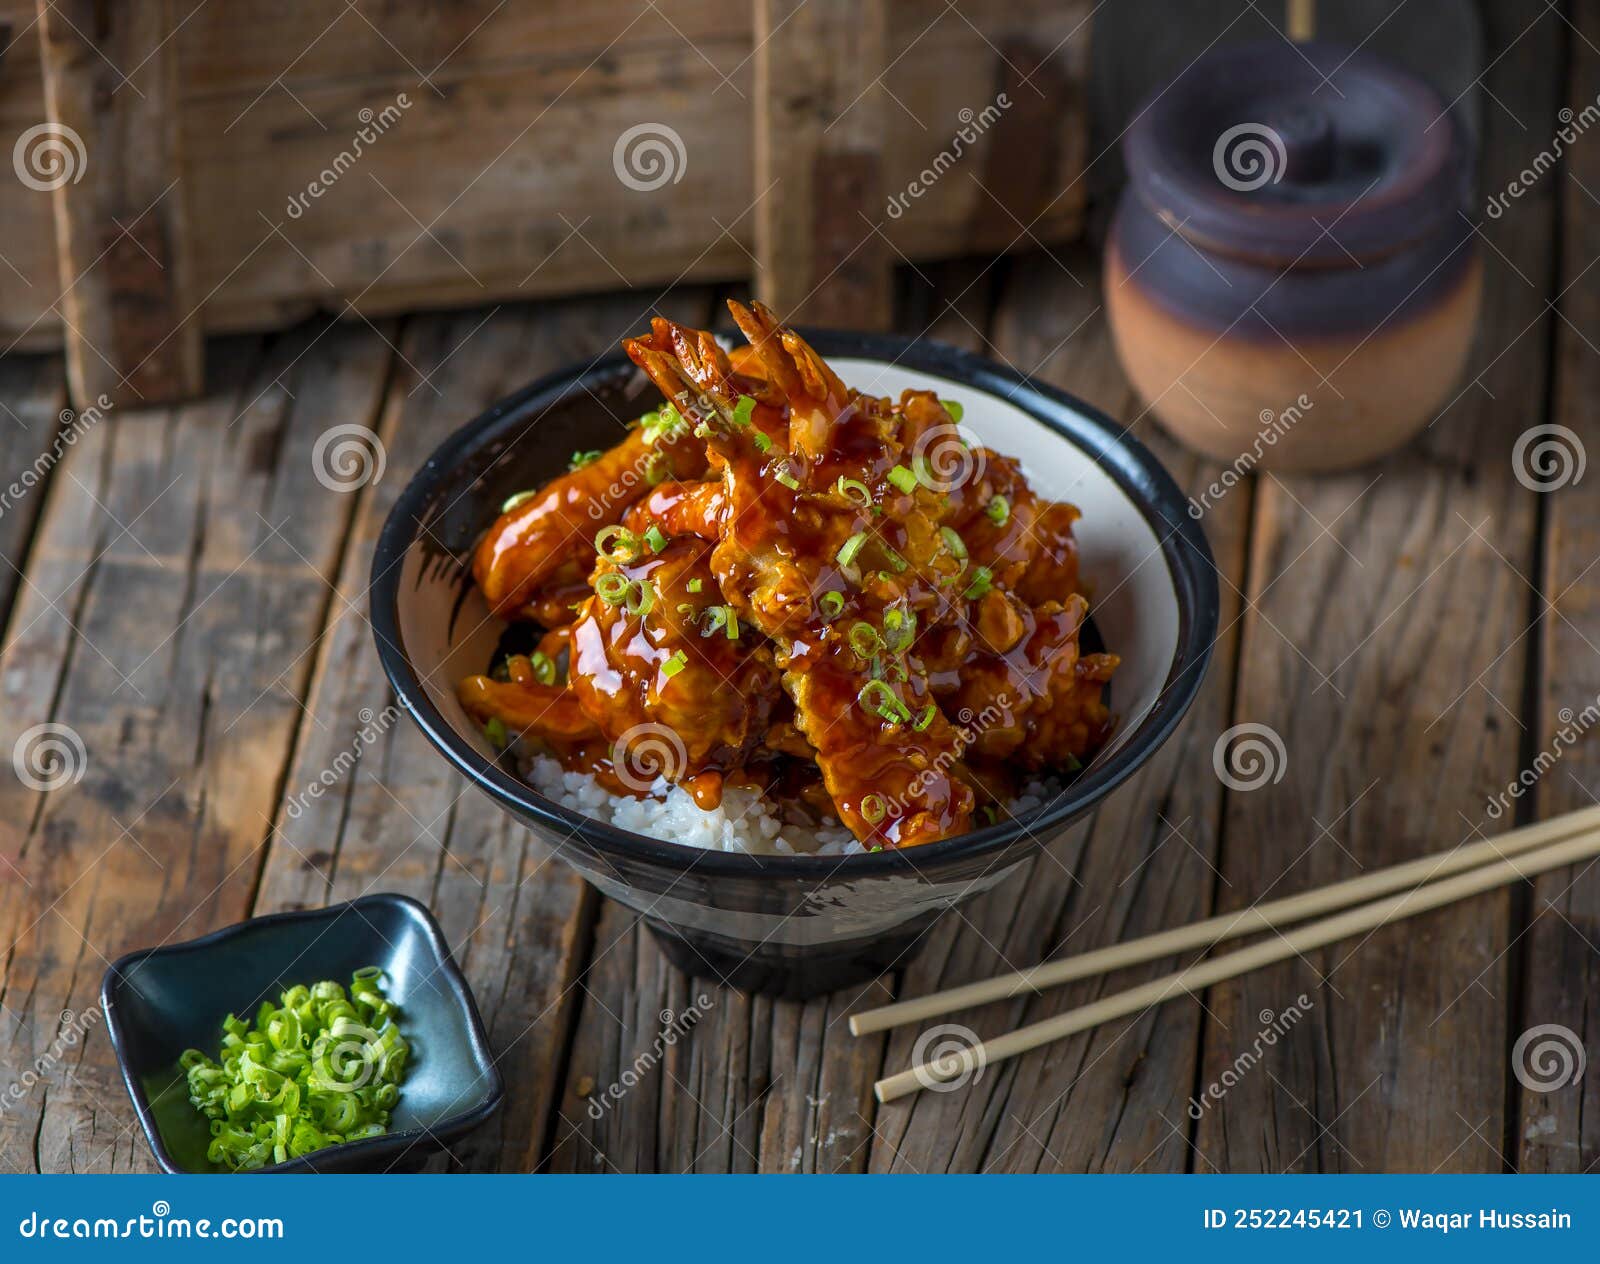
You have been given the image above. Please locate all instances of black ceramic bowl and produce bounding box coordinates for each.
[372,331,1219,999]
[101,893,502,1174]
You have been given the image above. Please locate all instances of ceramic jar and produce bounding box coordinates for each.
[1106,41,1481,473]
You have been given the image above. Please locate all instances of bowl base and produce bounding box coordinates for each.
[645,919,936,1001]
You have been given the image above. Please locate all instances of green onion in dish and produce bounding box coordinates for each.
[484,716,508,749]
[594,524,642,563]
[753,431,773,453]
[986,494,1010,525]
[528,651,557,685]
[963,565,994,600]
[837,532,867,568]
[662,649,689,678]
[180,970,410,1172]
[732,395,757,428]
[623,578,655,616]
[882,607,917,652]
[774,465,801,490]
[835,476,873,508]
[886,465,918,495]
[861,793,887,824]
[501,489,538,515]
[849,621,884,658]
[595,572,632,606]
[569,449,603,471]
[643,524,669,554]
[858,679,912,725]
[819,590,845,619]
[942,399,964,424]
[940,526,967,561]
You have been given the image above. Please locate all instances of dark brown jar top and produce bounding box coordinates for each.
[1123,40,1473,268]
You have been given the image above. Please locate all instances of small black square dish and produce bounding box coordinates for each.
[101,893,502,1174]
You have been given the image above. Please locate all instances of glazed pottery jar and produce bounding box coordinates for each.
[1106,40,1481,473]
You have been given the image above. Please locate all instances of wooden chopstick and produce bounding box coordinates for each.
[848,802,1600,1037]
[874,823,1600,1102]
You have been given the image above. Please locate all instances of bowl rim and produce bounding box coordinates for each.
[370,328,1220,878]
[99,892,504,1175]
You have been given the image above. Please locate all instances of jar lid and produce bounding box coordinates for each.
[1123,40,1472,267]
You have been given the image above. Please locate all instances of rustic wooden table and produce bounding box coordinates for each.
[1,1,1595,1175]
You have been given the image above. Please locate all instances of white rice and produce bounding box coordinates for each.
[524,752,1061,856]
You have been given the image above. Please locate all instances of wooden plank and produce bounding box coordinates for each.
[753,0,890,326]
[867,250,1251,1173]
[35,0,202,406]
[0,1,1091,350]
[1193,0,1559,1173]
[0,323,394,1172]
[251,289,715,1172]
[0,353,70,633]
[1518,0,1600,1176]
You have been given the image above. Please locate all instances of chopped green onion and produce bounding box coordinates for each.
[501,489,538,514]
[643,524,669,554]
[887,464,918,494]
[963,565,994,600]
[883,607,917,651]
[942,399,964,424]
[940,526,968,560]
[913,703,937,732]
[595,572,632,605]
[569,449,602,471]
[623,578,655,615]
[595,525,641,562]
[662,650,689,679]
[644,452,669,486]
[484,717,508,749]
[646,403,688,442]
[753,431,773,453]
[819,591,845,619]
[529,651,557,685]
[857,679,911,724]
[687,578,704,593]
[912,456,939,490]
[986,494,1010,525]
[849,622,884,658]
[701,605,739,639]
[181,971,409,1171]
[837,532,867,568]
[676,602,696,619]
[882,544,909,573]
[861,794,887,824]
[732,395,757,428]
[835,476,873,508]
[774,466,801,490]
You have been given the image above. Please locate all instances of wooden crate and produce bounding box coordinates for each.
[0,1,1091,406]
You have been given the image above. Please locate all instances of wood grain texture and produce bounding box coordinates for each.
[0,324,393,1172]
[1518,0,1600,1176]
[250,289,715,1173]
[1191,0,1560,1174]
[35,0,202,406]
[0,353,70,633]
[754,0,890,327]
[0,1,1090,351]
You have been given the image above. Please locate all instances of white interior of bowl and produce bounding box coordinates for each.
[395,357,1181,788]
